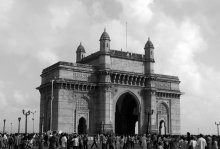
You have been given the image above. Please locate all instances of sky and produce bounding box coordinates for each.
[0,0,220,135]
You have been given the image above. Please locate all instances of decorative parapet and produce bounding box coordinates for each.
[42,61,94,74]
[79,49,146,63]
[109,50,145,61]
[156,74,180,83]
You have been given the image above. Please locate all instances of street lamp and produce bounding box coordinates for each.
[22,109,30,134]
[30,111,36,133]
[10,123,13,134]
[18,117,21,134]
[3,119,6,133]
[215,122,220,136]
[40,115,44,134]
[146,109,154,134]
[101,121,104,134]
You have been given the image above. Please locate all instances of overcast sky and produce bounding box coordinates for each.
[0,0,220,135]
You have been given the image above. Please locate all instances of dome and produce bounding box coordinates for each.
[99,28,111,41]
[76,42,85,53]
[144,37,154,49]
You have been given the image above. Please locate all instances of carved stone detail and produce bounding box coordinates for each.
[155,82,171,90]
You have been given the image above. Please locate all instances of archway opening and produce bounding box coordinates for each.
[78,117,87,134]
[115,93,139,135]
[157,102,169,134]
[159,120,166,135]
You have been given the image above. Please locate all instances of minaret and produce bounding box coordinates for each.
[98,29,113,133]
[144,37,155,74]
[144,37,157,134]
[99,28,111,69]
[76,42,86,63]
[99,28,111,52]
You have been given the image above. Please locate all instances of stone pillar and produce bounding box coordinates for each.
[98,83,113,133]
[145,80,157,134]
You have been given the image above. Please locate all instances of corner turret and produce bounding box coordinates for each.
[99,28,110,52]
[144,37,155,73]
[76,42,86,63]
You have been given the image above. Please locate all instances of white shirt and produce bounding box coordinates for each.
[73,137,79,146]
[189,140,197,149]
[197,137,207,149]
[61,136,67,147]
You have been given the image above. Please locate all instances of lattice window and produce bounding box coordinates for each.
[157,103,168,115]
[76,98,88,110]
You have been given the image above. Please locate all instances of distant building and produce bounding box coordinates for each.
[37,29,181,135]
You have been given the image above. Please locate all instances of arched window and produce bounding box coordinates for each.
[76,98,88,110]
[157,102,169,134]
[157,103,168,115]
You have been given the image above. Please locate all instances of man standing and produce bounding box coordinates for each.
[61,133,67,149]
[197,134,207,149]
[83,134,88,149]
[49,131,59,149]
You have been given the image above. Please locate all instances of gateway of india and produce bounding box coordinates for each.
[37,29,181,135]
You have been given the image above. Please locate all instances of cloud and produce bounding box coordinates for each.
[13,90,30,106]
[150,12,220,134]
[36,49,59,65]
[0,91,7,107]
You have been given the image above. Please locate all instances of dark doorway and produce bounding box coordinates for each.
[159,120,166,135]
[115,93,139,135]
[78,117,87,134]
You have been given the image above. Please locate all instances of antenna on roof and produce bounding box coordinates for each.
[126,22,127,51]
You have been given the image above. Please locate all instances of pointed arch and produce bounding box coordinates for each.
[114,91,140,134]
[114,90,141,113]
[157,101,169,134]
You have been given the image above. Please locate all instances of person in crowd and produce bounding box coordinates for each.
[119,136,124,149]
[3,134,7,149]
[207,135,212,149]
[211,136,218,149]
[61,133,68,149]
[0,134,3,149]
[102,134,107,149]
[189,136,197,149]
[196,134,207,149]
[68,134,74,149]
[72,133,79,149]
[141,134,147,149]
[44,133,49,147]
[83,134,88,149]
[158,142,163,149]
[91,135,98,148]
[79,135,83,149]
[14,133,21,149]
[49,131,59,149]
[115,135,120,149]
[179,136,188,149]
[107,134,115,149]
[37,134,44,149]
[138,135,142,147]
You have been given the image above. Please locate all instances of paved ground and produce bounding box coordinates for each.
[32,143,143,149]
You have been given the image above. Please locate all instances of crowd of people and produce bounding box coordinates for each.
[0,131,219,149]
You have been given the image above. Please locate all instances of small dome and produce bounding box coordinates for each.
[99,28,111,41]
[144,37,154,49]
[76,42,85,53]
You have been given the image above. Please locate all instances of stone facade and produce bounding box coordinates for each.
[37,29,181,135]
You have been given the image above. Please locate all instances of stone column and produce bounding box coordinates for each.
[145,79,157,133]
[98,83,113,133]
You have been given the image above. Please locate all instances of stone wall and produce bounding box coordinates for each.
[111,57,144,73]
[170,98,180,135]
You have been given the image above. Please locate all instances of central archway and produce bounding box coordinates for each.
[78,117,87,134]
[115,92,139,135]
